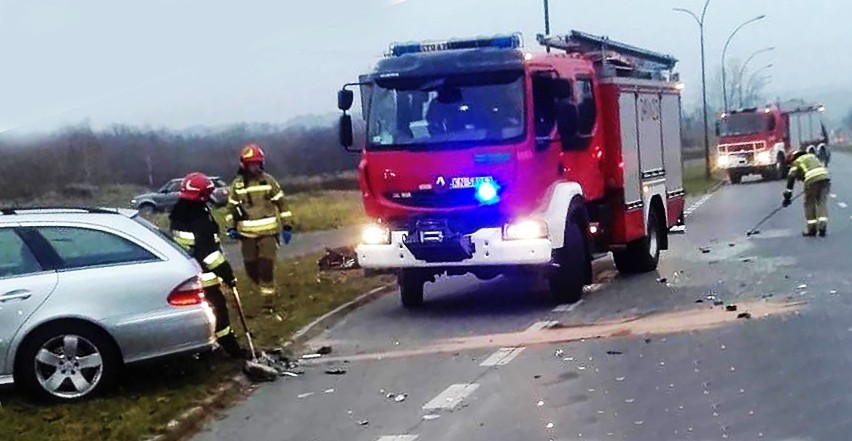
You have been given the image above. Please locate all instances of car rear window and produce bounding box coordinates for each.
[0,228,42,278]
[37,226,158,270]
[132,214,193,257]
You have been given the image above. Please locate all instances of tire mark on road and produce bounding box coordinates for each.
[479,347,525,366]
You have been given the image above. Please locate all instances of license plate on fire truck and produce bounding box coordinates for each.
[450,176,494,189]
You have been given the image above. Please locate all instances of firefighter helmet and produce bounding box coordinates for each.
[240,143,265,168]
[179,172,215,202]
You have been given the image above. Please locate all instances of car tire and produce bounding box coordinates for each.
[614,208,662,274]
[399,269,425,308]
[549,220,588,304]
[138,203,156,217]
[15,323,120,403]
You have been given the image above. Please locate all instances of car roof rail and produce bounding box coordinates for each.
[0,206,124,215]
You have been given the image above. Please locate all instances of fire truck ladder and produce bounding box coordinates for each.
[536,30,678,80]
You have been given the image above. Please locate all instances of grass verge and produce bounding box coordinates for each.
[0,253,394,441]
[683,161,723,195]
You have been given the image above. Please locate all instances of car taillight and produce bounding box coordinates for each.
[168,276,206,306]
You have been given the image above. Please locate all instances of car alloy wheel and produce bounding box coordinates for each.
[34,334,104,400]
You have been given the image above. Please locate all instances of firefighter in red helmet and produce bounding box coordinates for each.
[170,172,244,358]
[225,144,293,310]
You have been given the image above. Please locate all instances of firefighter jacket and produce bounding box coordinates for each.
[226,171,292,238]
[786,153,829,193]
[169,200,236,288]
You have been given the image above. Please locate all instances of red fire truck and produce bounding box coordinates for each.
[715,103,829,184]
[337,31,686,307]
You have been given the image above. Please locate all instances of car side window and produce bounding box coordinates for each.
[165,181,181,193]
[0,228,42,278]
[37,227,157,270]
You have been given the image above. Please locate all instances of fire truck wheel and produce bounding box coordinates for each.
[398,269,425,308]
[774,152,789,179]
[729,172,742,185]
[549,221,587,304]
[613,208,662,274]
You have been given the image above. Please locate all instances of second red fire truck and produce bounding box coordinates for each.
[715,103,829,184]
[337,30,686,307]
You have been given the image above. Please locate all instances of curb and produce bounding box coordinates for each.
[144,281,395,441]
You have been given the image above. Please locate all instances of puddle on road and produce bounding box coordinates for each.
[308,301,804,364]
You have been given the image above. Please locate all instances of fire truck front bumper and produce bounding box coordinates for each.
[355,227,553,269]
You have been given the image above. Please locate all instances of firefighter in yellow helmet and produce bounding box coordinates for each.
[225,144,293,309]
[783,149,831,237]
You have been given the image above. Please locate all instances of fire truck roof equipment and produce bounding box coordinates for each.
[536,30,678,80]
[389,34,523,57]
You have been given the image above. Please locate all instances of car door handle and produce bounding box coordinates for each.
[0,289,32,302]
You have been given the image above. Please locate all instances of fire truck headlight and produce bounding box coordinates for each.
[361,224,391,245]
[756,151,772,164]
[503,219,548,241]
[475,181,500,205]
[717,155,729,167]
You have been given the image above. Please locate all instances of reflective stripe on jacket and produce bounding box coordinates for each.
[787,153,829,191]
[227,172,291,237]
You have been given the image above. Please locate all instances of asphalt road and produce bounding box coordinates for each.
[194,153,852,441]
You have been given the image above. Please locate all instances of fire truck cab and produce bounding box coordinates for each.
[337,31,686,308]
[716,103,829,184]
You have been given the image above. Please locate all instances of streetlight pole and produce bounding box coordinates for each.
[721,14,766,111]
[736,47,774,106]
[543,0,551,53]
[674,0,712,180]
[744,66,773,106]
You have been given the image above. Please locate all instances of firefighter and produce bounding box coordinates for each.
[226,143,293,309]
[170,172,244,359]
[783,149,831,237]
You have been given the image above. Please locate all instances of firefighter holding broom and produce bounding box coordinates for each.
[783,149,831,237]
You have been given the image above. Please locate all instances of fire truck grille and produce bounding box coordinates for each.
[385,188,478,209]
[719,141,765,153]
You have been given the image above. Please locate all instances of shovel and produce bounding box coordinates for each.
[230,286,278,381]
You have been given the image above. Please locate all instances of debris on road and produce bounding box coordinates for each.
[738,312,752,319]
[317,346,333,355]
[714,300,725,306]
[324,368,347,375]
[394,393,408,403]
[725,305,738,312]
[830,290,838,295]
[357,420,369,426]
[423,414,441,421]
[555,349,564,357]
[324,388,335,394]
[302,353,322,360]
[297,392,314,399]
[699,247,711,254]
[537,400,545,407]
[695,299,704,303]
[657,277,668,284]
[728,243,735,247]
[534,375,542,379]
[318,246,360,271]
[546,422,555,429]
[606,350,624,355]
[740,257,753,263]
[746,229,761,237]
[797,284,808,290]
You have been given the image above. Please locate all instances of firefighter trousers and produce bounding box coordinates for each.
[204,284,242,356]
[240,235,279,300]
[803,180,830,234]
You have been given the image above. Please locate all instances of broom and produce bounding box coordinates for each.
[230,286,278,381]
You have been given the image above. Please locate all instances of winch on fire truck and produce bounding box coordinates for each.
[337,30,686,308]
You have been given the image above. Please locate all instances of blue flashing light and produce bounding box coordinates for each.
[475,180,501,205]
[390,34,522,57]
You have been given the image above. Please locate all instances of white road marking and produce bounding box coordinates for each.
[479,347,525,366]
[684,193,714,219]
[525,320,558,332]
[839,202,848,208]
[423,383,480,410]
[553,299,584,313]
[377,436,418,441]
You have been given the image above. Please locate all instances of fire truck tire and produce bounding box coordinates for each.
[729,172,742,185]
[613,208,662,274]
[398,269,425,308]
[774,152,789,179]
[548,220,588,304]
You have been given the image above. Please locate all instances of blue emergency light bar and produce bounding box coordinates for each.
[389,33,523,57]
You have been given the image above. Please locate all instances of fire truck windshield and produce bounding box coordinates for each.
[716,113,772,137]
[367,71,525,149]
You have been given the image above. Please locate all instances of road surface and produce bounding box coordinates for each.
[194,153,852,441]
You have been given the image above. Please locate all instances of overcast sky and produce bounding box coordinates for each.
[1,0,849,133]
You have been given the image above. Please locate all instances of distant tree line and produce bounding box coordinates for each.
[0,121,363,200]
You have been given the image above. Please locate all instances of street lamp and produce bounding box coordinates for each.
[737,47,774,106]
[674,0,712,180]
[721,14,767,111]
[743,66,773,106]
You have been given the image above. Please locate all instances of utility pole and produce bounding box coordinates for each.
[674,0,712,180]
[543,0,551,53]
